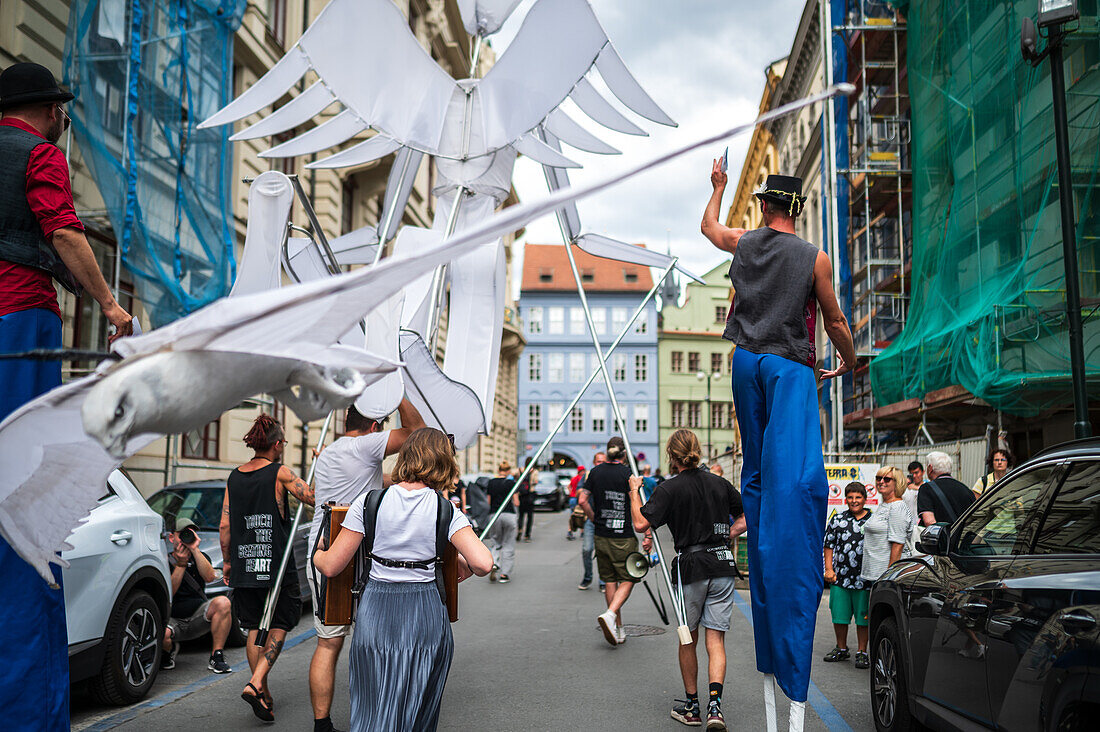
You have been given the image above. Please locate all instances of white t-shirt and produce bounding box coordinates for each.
[309,431,390,551]
[342,484,470,583]
[860,501,914,582]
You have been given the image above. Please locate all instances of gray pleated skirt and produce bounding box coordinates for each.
[349,581,453,732]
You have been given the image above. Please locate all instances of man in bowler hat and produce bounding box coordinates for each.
[701,165,856,732]
[0,61,133,730]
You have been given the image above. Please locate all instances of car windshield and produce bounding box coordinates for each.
[147,486,223,532]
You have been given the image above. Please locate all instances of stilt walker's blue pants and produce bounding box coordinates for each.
[731,347,828,703]
[0,308,68,730]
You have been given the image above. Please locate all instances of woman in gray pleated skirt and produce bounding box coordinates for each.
[314,428,495,732]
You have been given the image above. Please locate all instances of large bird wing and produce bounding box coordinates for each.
[198,0,458,161]
[0,373,158,583]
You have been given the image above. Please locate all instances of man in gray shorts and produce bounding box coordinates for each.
[630,429,747,731]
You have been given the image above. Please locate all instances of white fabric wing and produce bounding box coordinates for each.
[229,172,293,298]
[575,234,704,284]
[400,331,486,449]
[353,293,405,420]
[458,0,525,36]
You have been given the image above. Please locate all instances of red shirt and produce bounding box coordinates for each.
[0,117,85,319]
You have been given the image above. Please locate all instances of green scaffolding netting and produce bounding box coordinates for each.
[871,0,1100,416]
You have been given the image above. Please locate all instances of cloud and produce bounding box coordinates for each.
[493,0,806,290]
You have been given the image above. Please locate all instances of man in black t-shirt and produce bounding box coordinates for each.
[579,437,638,646]
[161,519,233,674]
[917,451,976,526]
[629,430,746,729]
[485,461,519,583]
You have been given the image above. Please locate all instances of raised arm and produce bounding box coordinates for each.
[278,465,315,507]
[385,398,426,456]
[813,250,857,380]
[701,158,747,254]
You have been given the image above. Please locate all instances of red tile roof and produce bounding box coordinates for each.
[520,243,654,293]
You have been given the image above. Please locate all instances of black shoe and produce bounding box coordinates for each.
[671,699,702,727]
[578,580,592,590]
[706,701,726,730]
[854,651,870,669]
[499,574,511,584]
[823,646,850,662]
[208,649,233,674]
[161,639,178,670]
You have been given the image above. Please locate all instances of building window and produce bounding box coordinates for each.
[624,269,638,283]
[711,401,728,430]
[687,402,702,428]
[547,403,564,430]
[727,403,736,427]
[570,406,584,432]
[549,353,564,382]
[612,354,627,381]
[581,268,594,282]
[539,269,553,283]
[570,307,586,334]
[612,307,627,334]
[528,353,542,381]
[715,304,728,324]
[671,351,684,373]
[182,419,219,460]
[634,316,648,335]
[592,308,607,335]
[548,307,564,334]
[634,353,648,382]
[527,306,543,334]
[688,352,700,373]
[265,0,287,47]
[671,401,686,428]
[569,353,585,382]
[271,129,296,175]
[591,404,607,433]
[711,353,724,375]
[634,403,649,433]
[528,404,542,432]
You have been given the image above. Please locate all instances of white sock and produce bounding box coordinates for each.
[789,701,806,732]
[763,674,777,732]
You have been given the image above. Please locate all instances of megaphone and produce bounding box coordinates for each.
[624,551,650,580]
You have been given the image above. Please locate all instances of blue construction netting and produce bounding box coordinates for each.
[64,0,246,327]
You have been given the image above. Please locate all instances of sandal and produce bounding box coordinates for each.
[241,682,274,722]
[823,646,850,662]
[854,651,870,669]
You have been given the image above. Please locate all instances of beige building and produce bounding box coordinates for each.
[1,0,522,493]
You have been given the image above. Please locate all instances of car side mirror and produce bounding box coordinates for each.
[918,524,951,556]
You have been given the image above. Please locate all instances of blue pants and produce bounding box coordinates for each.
[0,307,68,730]
[731,347,828,703]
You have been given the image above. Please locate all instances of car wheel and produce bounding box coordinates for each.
[91,590,162,705]
[870,617,916,732]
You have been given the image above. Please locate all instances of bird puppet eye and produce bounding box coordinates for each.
[114,405,125,419]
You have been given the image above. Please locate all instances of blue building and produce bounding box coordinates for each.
[518,244,658,470]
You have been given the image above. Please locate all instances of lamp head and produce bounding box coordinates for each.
[1037,0,1078,28]
[1021,17,1040,63]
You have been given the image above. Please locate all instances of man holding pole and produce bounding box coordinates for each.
[702,165,855,731]
[307,399,424,732]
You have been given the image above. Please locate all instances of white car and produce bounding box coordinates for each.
[64,470,171,705]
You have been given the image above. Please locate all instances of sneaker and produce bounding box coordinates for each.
[598,581,606,591]
[578,580,592,590]
[208,649,233,674]
[823,646,850,662]
[498,574,511,584]
[597,610,619,647]
[616,624,627,644]
[524,536,532,543]
[854,651,869,669]
[489,565,499,583]
[566,532,575,541]
[670,699,702,727]
[161,639,179,670]
[706,701,726,730]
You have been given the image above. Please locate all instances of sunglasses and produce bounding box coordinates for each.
[875,475,894,483]
[56,105,70,131]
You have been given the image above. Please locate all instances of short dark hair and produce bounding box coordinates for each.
[907,461,923,473]
[345,405,380,433]
[844,481,867,499]
[987,447,1014,471]
[760,198,794,226]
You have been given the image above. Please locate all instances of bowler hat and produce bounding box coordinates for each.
[0,63,74,111]
[753,174,806,217]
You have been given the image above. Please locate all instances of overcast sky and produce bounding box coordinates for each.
[492,0,805,291]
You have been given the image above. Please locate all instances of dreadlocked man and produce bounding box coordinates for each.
[702,165,856,732]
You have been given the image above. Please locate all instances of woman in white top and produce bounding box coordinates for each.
[860,466,914,585]
[314,428,493,732]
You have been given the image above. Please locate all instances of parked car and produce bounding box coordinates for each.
[146,479,311,646]
[64,470,171,705]
[532,470,565,511]
[868,438,1100,731]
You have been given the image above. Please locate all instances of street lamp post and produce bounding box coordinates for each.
[1021,0,1092,439]
[697,370,717,460]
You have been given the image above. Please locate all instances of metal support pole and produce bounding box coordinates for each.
[370,149,416,267]
[1048,34,1091,439]
[288,174,341,275]
[255,411,333,646]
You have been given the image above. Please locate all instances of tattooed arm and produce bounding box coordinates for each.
[219,487,231,584]
[277,465,315,507]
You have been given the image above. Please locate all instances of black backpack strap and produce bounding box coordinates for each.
[358,486,391,593]
[925,479,958,525]
[435,490,455,605]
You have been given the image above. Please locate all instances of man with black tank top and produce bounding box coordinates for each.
[702,166,856,731]
[220,414,315,723]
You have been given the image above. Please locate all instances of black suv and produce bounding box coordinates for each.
[868,438,1100,731]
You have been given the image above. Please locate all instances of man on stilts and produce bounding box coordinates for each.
[702,164,855,732]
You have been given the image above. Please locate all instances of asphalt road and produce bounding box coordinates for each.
[72,511,874,731]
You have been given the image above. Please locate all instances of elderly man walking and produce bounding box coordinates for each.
[0,62,133,730]
[702,165,856,731]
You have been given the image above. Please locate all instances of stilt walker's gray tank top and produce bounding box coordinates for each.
[722,226,820,368]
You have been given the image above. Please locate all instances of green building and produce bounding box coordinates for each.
[657,263,741,474]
